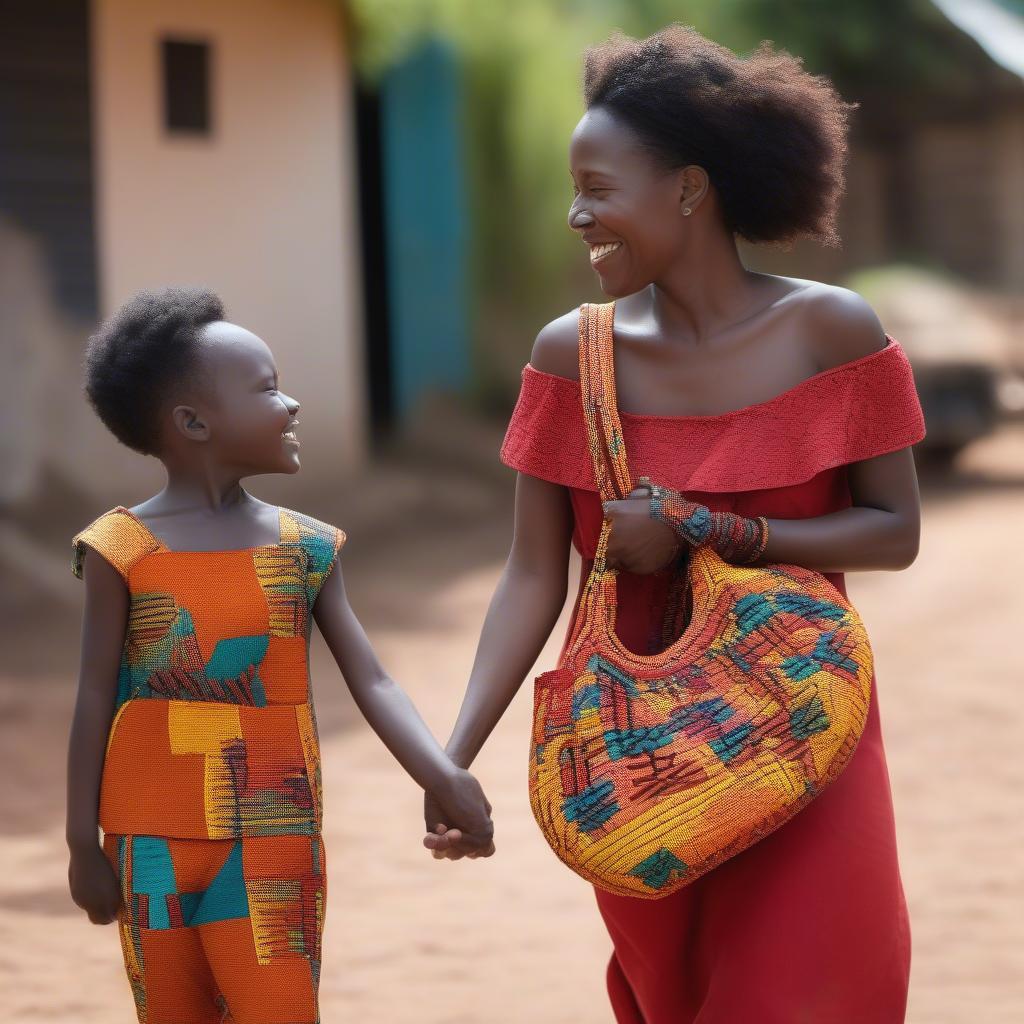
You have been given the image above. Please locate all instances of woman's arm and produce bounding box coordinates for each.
[312,558,494,851]
[759,446,921,571]
[442,471,573,770]
[423,472,573,858]
[66,548,128,924]
[605,446,921,575]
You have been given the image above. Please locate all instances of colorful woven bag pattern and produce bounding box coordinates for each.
[528,303,874,898]
[72,506,345,840]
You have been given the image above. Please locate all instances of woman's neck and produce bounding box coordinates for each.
[644,232,769,347]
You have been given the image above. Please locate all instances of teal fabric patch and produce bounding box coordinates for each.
[131,836,177,930]
[190,840,250,925]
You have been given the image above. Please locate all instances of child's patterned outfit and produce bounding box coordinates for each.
[73,506,345,1024]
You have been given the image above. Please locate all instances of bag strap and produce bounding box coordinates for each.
[578,301,632,503]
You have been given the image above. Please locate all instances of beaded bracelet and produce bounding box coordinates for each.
[638,477,769,565]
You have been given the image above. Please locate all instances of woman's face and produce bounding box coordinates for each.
[568,106,695,298]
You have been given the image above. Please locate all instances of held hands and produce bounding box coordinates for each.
[422,768,496,861]
[68,843,123,925]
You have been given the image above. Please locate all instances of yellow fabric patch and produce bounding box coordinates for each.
[168,701,242,755]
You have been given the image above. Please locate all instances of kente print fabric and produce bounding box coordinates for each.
[528,303,874,898]
[72,506,345,840]
[101,831,326,1023]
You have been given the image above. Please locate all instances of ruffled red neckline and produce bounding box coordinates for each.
[499,334,926,495]
[522,335,900,422]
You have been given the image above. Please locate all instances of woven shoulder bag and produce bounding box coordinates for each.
[528,302,874,898]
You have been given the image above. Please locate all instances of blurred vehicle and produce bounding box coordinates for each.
[844,265,1014,463]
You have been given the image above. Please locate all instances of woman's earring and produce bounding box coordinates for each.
[682,206,693,217]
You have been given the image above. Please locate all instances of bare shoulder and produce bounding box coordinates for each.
[529,307,582,381]
[799,283,888,372]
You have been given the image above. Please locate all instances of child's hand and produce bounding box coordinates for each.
[422,771,495,859]
[423,822,496,860]
[68,844,123,925]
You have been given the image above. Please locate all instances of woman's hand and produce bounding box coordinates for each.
[602,486,682,573]
[423,784,496,861]
[68,843,123,925]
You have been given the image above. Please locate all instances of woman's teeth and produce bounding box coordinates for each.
[590,241,622,264]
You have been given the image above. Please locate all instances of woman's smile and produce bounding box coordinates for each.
[589,241,623,265]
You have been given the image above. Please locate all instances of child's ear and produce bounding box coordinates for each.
[171,405,210,442]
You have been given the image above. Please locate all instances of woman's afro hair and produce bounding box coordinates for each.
[583,25,857,247]
[84,286,225,454]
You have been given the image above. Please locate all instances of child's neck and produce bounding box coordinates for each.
[152,459,251,514]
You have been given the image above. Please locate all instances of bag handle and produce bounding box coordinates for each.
[578,302,633,504]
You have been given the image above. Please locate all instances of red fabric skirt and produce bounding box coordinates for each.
[567,489,912,1024]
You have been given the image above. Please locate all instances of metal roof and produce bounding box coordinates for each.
[932,0,1024,78]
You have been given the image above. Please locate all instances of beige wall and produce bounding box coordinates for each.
[88,0,365,502]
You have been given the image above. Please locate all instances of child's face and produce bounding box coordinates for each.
[185,321,302,476]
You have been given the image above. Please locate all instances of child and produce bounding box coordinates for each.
[65,287,494,1024]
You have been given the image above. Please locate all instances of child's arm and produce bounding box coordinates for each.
[66,548,129,924]
[312,552,495,853]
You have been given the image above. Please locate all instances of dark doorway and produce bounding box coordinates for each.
[0,0,98,320]
[353,79,393,437]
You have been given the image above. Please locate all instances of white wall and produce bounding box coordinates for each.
[88,0,366,501]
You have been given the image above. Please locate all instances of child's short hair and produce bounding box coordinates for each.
[85,286,225,454]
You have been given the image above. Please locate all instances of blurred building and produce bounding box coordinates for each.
[754,0,1024,295]
[0,0,472,513]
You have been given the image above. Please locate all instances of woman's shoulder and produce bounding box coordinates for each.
[796,281,889,371]
[529,307,583,381]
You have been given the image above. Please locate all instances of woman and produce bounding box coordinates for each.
[425,26,921,1023]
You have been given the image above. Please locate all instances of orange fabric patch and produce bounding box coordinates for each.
[242,835,313,878]
[238,707,305,790]
[132,552,269,662]
[201,917,317,1021]
[100,702,209,837]
[258,636,309,704]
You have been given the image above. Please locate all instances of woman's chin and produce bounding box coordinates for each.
[595,274,639,299]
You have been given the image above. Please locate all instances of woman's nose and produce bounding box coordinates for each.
[282,392,300,414]
[568,200,595,231]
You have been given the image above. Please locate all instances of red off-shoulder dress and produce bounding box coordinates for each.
[500,336,925,1024]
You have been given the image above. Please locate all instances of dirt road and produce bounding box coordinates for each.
[1,426,1021,1023]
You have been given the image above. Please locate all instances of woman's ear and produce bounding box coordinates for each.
[678,165,709,211]
[171,405,210,442]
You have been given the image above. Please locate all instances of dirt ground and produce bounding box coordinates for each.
[1,425,1022,1023]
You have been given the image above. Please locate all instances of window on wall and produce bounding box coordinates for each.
[161,39,212,135]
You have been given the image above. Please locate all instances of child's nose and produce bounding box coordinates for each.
[281,392,300,414]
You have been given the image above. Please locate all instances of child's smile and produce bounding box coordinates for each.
[185,321,303,476]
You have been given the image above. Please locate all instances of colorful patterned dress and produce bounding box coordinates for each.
[500,335,926,1024]
[72,505,345,1024]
